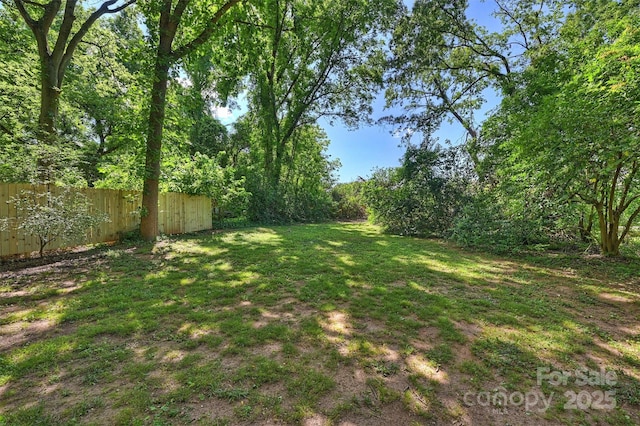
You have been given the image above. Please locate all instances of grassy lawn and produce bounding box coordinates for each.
[1,222,639,425]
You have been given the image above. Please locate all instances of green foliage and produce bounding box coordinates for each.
[8,0,136,149]
[242,124,338,223]
[449,170,593,253]
[381,0,639,256]
[384,0,564,160]
[449,192,545,253]
[1,0,401,230]
[245,176,334,224]
[1,188,110,256]
[0,7,145,187]
[363,146,470,237]
[65,8,148,186]
[161,152,250,218]
[5,0,635,256]
[331,181,367,220]
[235,0,399,223]
[0,8,40,180]
[493,0,640,255]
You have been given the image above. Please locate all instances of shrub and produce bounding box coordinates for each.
[362,147,470,237]
[449,189,582,254]
[2,188,110,257]
[161,152,250,219]
[331,181,367,220]
[245,178,334,224]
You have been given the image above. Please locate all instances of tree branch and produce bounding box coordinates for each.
[170,0,191,28]
[172,0,242,60]
[495,0,530,50]
[235,19,293,31]
[52,0,79,65]
[59,0,136,84]
[619,159,638,212]
[11,0,37,29]
[20,0,47,8]
[40,0,61,33]
[608,153,622,223]
[619,204,640,244]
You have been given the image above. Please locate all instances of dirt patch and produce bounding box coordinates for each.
[360,318,386,335]
[453,321,482,340]
[321,311,352,336]
[598,292,638,304]
[253,342,283,358]
[317,364,369,413]
[0,243,117,273]
[302,413,330,426]
[338,400,425,426]
[409,327,440,352]
[185,398,236,423]
[0,319,57,351]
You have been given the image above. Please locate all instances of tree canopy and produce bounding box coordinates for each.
[369,0,640,256]
[1,0,638,256]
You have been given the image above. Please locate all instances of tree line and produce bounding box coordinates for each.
[1,0,638,256]
[363,0,640,256]
[1,0,398,237]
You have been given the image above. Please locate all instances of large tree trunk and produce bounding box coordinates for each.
[36,58,62,182]
[140,57,170,240]
[137,0,241,239]
[39,58,61,136]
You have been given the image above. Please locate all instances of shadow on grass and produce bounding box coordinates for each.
[1,222,639,425]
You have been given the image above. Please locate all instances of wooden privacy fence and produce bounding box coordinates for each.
[0,183,213,258]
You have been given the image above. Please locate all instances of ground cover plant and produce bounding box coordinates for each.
[1,222,639,425]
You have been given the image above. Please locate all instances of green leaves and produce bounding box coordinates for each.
[230,0,400,221]
[6,188,110,256]
[494,0,640,255]
[363,145,471,237]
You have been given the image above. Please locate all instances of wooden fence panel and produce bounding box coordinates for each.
[0,184,9,257]
[156,192,212,235]
[0,184,212,258]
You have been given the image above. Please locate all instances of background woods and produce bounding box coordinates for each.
[0,0,638,255]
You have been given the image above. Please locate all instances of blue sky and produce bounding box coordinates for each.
[324,0,502,182]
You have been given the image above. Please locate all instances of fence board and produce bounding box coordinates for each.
[7,184,19,256]
[0,184,212,258]
[0,184,9,257]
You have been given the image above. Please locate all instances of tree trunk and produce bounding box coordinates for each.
[39,58,61,136]
[596,206,621,256]
[272,140,286,188]
[263,135,274,181]
[578,207,594,243]
[39,237,46,258]
[606,216,621,256]
[137,0,241,238]
[36,58,62,182]
[140,57,171,240]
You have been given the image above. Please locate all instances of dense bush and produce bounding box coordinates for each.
[449,188,585,254]
[240,124,338,224]
[161,152,250,219]
[331,181,367,220]
[246,178,334,224]
[363,147,470,237]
